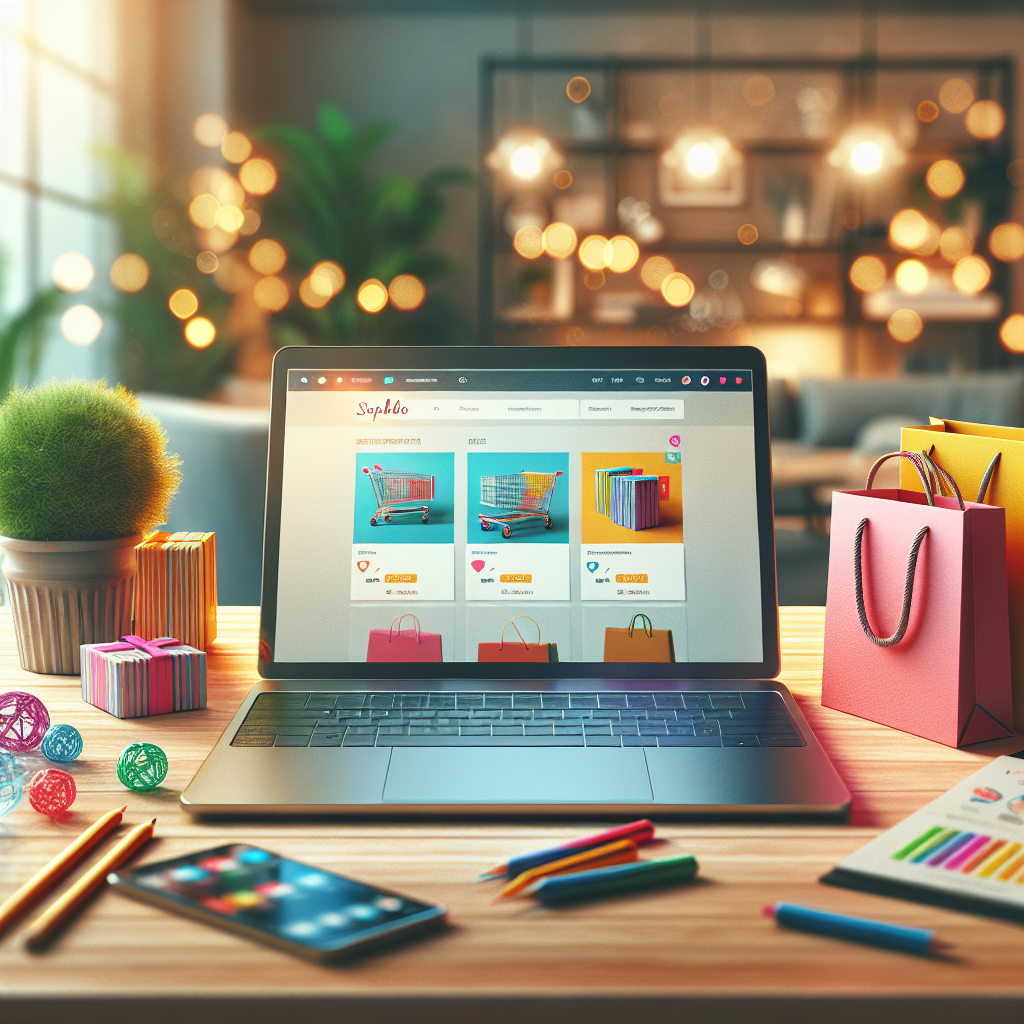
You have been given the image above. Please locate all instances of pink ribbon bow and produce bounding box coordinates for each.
[94,636,180,715]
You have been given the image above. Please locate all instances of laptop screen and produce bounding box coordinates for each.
[264,352,772,679]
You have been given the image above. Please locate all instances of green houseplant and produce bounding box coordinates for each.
[0,380,180,674]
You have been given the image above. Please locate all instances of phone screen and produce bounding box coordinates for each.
[110,844,444,957]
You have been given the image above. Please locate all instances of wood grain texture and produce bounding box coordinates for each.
[1,606,1022,1023]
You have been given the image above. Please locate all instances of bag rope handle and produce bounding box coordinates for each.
[976,451,1002,503]
[865,451,935,505]
[627,613,653,638]
[389,613,422,642]
[853,518,929,647]
[920,448,965,510]
[499,616,542,650]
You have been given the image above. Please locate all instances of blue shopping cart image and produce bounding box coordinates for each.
[353,452,455,544]
[467,452,569,543]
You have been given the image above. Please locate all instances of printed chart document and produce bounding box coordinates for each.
[823,755,1024,921]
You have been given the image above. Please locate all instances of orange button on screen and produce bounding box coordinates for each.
[499,574,533,583]
[384,574,417,583]
[615,574,649,583]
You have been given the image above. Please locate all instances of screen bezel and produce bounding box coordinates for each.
[258,345,779,681]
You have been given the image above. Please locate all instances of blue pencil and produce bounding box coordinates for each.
[522,854,697,903]
[766,902,950,955]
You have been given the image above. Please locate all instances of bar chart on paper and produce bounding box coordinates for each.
[893,827,1024,883]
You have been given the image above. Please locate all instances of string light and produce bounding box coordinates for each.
[579,235,612,271]
[641,256,674,290]
[109,254,149,292]
[389,274,426,311]
[894,259,929,295]
[254,276,290,312]
[888,309,923,343]
[193,113,228,147]
[184,317,216,348]
[952,254,991,294]
[989,222,1024,262]
[966,100,1005,139]
[60,305,101,345]
[240,158,277,195]
[542,222,577,260]
[221,131,253,163]
[356,279,388,313]
[849,255,887,293]
[249,239,287,275]
[1000,314,1024,353]
[661,272,695,307]
[925,159,965,199]
[514,225,544,259]
[168,289,199,319]
[51,252,94,292]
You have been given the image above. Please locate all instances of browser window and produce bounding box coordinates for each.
[273,369,762,666]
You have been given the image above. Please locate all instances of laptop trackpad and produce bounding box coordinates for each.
[383,748,653,804]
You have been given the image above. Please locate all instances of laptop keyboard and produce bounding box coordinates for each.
[230,691,804,749]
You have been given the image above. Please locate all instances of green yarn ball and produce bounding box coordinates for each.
[117,742,168,792]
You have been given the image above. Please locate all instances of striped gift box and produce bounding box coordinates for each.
[609,474,661,531]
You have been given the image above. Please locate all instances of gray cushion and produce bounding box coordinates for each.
[854,415,926,455]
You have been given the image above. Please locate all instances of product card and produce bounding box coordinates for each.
[465,545,571,601]
[350,545,455,602]
[580,544,685,601]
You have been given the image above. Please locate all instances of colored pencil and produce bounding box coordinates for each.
[522,854,698,904]
[23,818,156,951]
[479,818,655,879]
[765,902,952,956]
[0,805,127,937]
[496,838,639,900]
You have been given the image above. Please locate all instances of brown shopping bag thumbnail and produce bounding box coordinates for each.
[604,613,675,663]
[478,616,559,663]
[824,451,1013,747]
[901,419,1024,730]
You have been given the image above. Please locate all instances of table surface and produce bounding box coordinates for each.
[2,606,1023,1022]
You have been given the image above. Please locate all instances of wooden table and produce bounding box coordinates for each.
[2,607,1023,1024]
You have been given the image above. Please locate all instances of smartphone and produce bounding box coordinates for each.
[108,843,447,961]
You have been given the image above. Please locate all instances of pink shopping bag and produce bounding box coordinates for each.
[366,614,443,663]
[822,451,1014,747]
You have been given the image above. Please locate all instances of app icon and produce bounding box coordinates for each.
[681,375,691,385]
[300,376,308,383]
[586,561,599,573]
[459,376,468,383]
[384,376,394,384]
[318,376,326,384]
[719,376,726,384]
[669,434,680,448]
[735,376,743,384]
[1009,795,1024,815]
[357,560,370,572]
[700,375,710,386]
[471,559,486,573]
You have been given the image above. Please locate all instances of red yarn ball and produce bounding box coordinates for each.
[0,691,50,753]
[27,768,76,815]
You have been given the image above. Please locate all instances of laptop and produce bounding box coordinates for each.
[181,344,850,817]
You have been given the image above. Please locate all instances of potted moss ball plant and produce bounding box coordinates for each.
[0,380,180,674]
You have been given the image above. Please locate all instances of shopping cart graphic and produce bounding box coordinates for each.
[363,465,435,526]
[478,471,562,538]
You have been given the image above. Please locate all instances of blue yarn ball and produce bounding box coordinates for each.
[41,724,83,762]
[0,752,23,816]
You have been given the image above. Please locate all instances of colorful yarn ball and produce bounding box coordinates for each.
[117,742,168,792]
[0,691,50,753]
[27,767,76,815]
[41,724,84,763]
[0,752,23,816]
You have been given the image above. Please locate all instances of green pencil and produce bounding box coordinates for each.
[522,854,698,904]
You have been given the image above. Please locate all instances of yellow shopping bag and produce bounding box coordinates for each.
[901,419,1024,730]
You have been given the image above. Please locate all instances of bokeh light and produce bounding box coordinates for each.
[240,158,277,195]
[389,274,426,311]
[566,77,591,103]
[940,226,974,263]
[514,225,544,259]
[606,235,640,273]
[184,316,216,348]
[1000,314,1024,353]
[917,100,939,123]
[952,254,992,294]
[60,304,101,345]
[850,141,883,175]
[299,277,331,309]
[641,256,674,290]
[742,74,775,106]
[109,253,149,293]
[51,252,94,292]
[737,223,759,245]
[890,209,934,253]
[240,209,261,235]
[965,100,1005,140]
[249,238,287,275]
[990,222,1024,262]
[215,205,245,232]
[357,279,388,313]
[661,272,695,307]
[197,226,239,255]
[849,255,887,293]
[221,131,253,163]
[168,288,199,319]
[196,251,219,274]
[193,113,228,147]
[188,193,219,229]
[542,222,577,260]
[310,261,345,296]
[510,146,542,179]
[553,169,573,189]
[939,78,974,114]
[579,234,612,271]
[925,159,965,199]
[213,251,253,293]
[216,176,245,208]
[254,276,290,312]
[583,270,605,291]
[888,309,923,343]
[894,259,929,294]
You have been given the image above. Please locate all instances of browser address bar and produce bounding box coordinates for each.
[401,399,682,420]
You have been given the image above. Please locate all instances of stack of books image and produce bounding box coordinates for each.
[81,641,207,718]
[609,475,661,531]
[595,467,642,515]
[135,532,218,650]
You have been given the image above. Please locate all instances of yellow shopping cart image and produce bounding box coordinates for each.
[478,471,563,538]
[362,464,435,527]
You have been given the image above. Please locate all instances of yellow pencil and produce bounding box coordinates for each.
[0,805,127,937]
[495,838,639,901]
[23,817,156,951]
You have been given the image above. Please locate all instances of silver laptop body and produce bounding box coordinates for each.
[182,345,850,817]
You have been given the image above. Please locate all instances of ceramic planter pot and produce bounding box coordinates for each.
[0,535,140,675]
